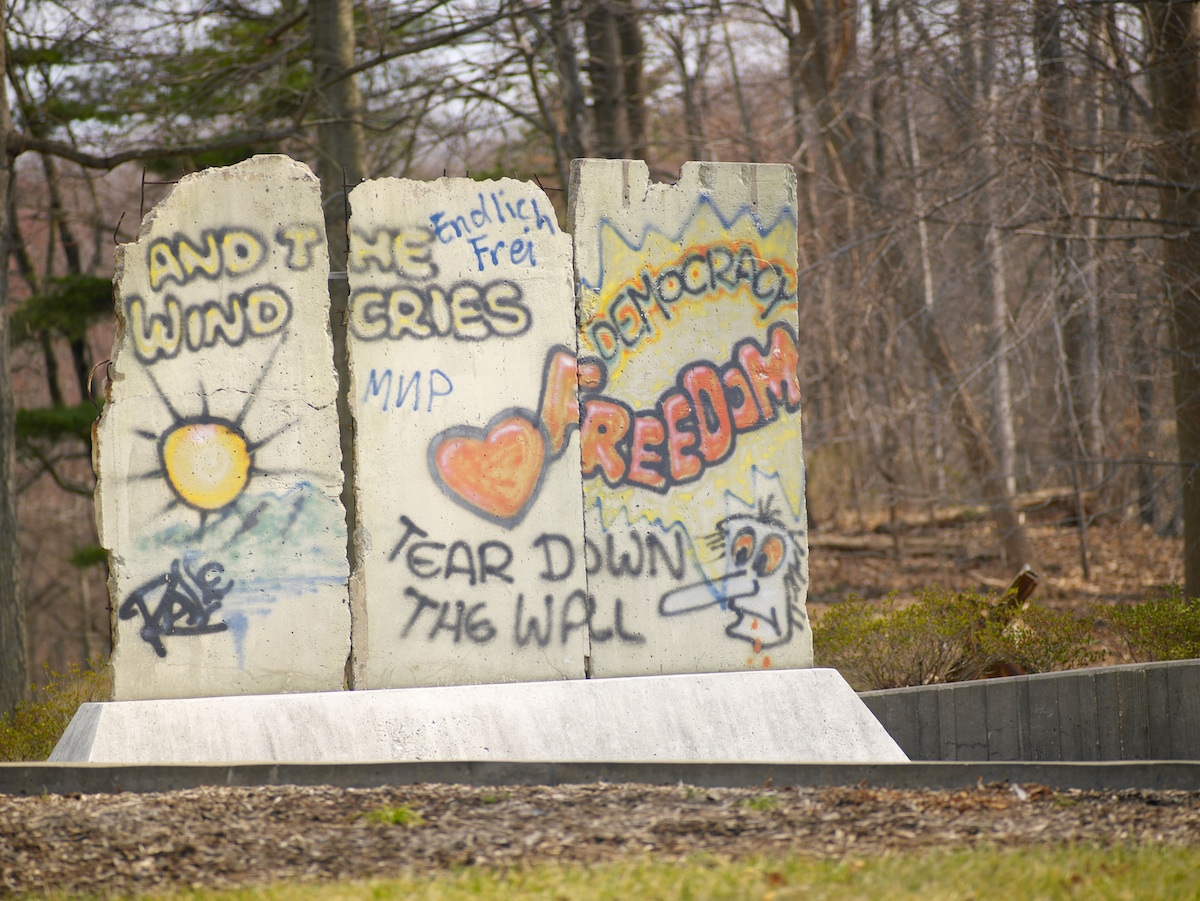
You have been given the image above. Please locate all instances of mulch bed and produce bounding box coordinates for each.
[3,782,1200,896]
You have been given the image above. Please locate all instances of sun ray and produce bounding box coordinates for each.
[255,466,329,480]
[144,367,182,422]
[145,495,184,520]
[234,338,285,429]
[247,417,299,453]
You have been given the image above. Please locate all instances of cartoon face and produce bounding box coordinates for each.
[658,508,807,650]
[713,514,802,647]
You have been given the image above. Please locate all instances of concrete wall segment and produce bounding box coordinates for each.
[346,176,587,687]
[97,155,351,699]
[569,159,810,677]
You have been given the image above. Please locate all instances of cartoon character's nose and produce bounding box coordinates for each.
[659,570,760,615]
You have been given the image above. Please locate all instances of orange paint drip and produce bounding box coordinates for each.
[762,656,772,669]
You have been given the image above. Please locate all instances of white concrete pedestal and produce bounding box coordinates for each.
[50,669,907,764]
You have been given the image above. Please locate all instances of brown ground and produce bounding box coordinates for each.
[4,782,1200,897]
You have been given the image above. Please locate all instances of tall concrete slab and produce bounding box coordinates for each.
[96,155,350,699]
[346,178,587,687]
[570,160,810,677]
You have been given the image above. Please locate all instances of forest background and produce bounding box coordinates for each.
[0,0,1198,713]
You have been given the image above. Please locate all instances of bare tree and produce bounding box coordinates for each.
[583,0,648,160]
[1145,1,1200,597]
[311,0,367,270]
[0,0,29,714]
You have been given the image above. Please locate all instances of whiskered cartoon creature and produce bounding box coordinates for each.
[658,501,808,650]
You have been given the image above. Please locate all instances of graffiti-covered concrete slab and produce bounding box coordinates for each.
[50,669,905,763]
[96,155,350,700]
[347,178,587,687]
[570,160,810,677]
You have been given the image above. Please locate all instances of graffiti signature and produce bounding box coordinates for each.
[118,556,233,657]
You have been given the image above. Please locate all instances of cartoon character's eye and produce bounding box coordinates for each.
[753,534,786,576]
[732,527,755,566]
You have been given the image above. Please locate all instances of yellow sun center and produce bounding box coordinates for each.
[161,421,251,511]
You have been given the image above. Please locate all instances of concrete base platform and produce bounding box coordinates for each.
[50,669,907,764]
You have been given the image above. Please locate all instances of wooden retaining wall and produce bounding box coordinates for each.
[859,660,1200,761]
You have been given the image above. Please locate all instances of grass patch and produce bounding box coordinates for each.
[365,804,425,827]
[50,844,1200,900]
[741,794,780,812]
[1102,584,1200,662]
[0,658,110,761]
[814,588,1098,690]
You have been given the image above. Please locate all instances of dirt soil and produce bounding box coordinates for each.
[4,782,1200,897]
[808,518,1183,664]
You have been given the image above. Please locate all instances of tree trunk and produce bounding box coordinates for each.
[583,1,624,158]
[1080,27,1105,486]
[983,84,1017,499]
[614,0,646,160]
[0,0,28,715]
[788,0,861,198]
[1145,1,1200,598]
[549,0,590,161]
[1132,280,1160,529]
[582,0,646,162]
[310,0,366,271]
[967,1,1018,503]
[897,22,945,506]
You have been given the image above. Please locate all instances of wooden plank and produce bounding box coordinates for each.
[1147,664,1173,759]
[1076,671,1101,761]
[1028,677,1061,761]
[983,680,1020,761]
[938,685,961,761]
[1167,662,1200,759]
[1116,668,1151,759]
[917,688,942,761]
[954,684,989,760]
[1055,673,1083,760]
[888,692,922,759]
[1095,671,1123,760]
[1015,677,1033,760]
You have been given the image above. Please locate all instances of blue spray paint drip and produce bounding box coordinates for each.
[223,611,249,669]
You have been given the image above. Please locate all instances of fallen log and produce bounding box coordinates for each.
[808,533,963,557]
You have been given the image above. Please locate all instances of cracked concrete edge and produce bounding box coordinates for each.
[4,761,1200,797]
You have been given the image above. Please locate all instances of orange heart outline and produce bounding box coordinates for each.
[428,409,549,528]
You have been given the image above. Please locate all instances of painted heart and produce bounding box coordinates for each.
[430,411,548,527]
